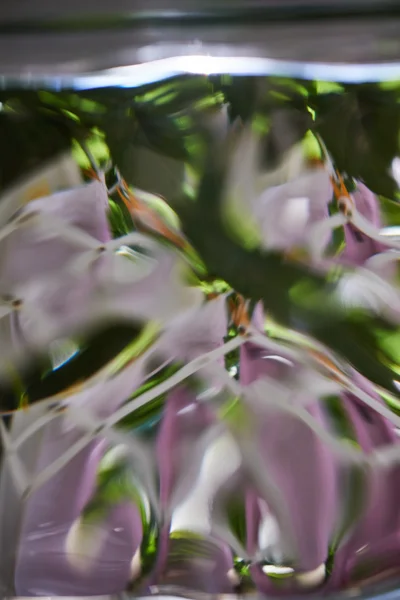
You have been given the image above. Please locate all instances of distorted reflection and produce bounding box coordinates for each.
[0,73,400,598]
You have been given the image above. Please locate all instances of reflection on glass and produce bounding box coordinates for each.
[0,70,400,598]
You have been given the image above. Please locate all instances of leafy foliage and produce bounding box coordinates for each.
[0,74,400,404]
[310,85,400,198]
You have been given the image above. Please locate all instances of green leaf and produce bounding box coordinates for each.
[83,458,145,525]
[226,495,247,548]
[72,133,109,170]
[134,76,217,117]
[312,86,400,199]
[323,395,367,553]
[260,107,312,171]
[107,198,131,238]
[0,110,73,195]
[380,195,400,226]
[116,363,183,432]
[131,187,181,232]
[218,76,260,123]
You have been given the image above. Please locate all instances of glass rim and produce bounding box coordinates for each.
[1,10,400,89]
[1,54,400,92]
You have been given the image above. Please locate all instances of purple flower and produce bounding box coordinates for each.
[15,426,143,596]
[331,183,400,322]
[151,297,237,593]
[156,387,215,515]
[0,180,110,291]
[153,387,237,593]
[239,338,340,586]
[225,125,396,275]
[155,294,228,365]
[252,168,332,253]
[14,359,148,596]
[0,180,109,358]
[238,304,400,593]
[340,182,389,267]
[0,179,202,360]
[11,294,229,596]
[325,372,400,591]
[14,246,202,353]
[3,136,400,600]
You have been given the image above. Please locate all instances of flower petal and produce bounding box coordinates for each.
[0,181,110,292]
[239,340,340,574]
[253,169,332,252]
[14,356,147,596]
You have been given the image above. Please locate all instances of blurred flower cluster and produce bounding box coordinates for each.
[0,78,400,599]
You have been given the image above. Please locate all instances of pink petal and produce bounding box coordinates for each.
[327,373,400,590]
[240,340,340,578]
[0,181,110,291]
[253,169,331,251]
[15,362,145,596]
[340,182,391,267]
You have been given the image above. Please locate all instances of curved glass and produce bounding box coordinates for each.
[1,3,400,600]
